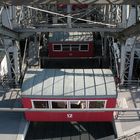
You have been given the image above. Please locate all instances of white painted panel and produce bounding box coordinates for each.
[32,69,45,95]
[53,69,65,96]
[103,69,116,95]
[22,77,34,96]
[22,68,117,97]
[64,69,74,96]
[22,69,37,95]
[24,69,37,79]
[94,69,106,95]
[75,69,84,96]
[84,69,95,96]
[42,69,55,96]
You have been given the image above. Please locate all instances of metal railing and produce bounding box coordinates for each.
[0,74,20,90]
[118,79,140,89]
[118,132,140,140]
[0,107,140,112]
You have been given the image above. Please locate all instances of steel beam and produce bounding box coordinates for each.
[1,0,140,5]
[0,25,19,39]
[119,22,140,40]
[16,27,123,33]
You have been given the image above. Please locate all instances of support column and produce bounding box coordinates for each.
[128,45,135,81]
[127,6,136,27]
[11,6,18,28]
[52,4,58,24]
[120,37,136,84]
[3,39,20,86]
[1,6,21,86]
[67,4,72,28]
[0,7,4,25]
[120,41,126,84]
[119,5,137,84]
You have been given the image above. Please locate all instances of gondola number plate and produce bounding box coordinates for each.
[67,113,73,118]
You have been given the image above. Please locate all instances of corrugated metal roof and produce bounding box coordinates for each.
[21,68,117,98]
[49,32,93,42]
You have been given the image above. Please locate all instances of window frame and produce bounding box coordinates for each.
[31,99,69,109]
[53,44,62,51]
[31,99,107,110]
[31,99,49,108]
[80,44,89,52]
[71,44,80,51]
[51,100,68,109]
[69,100,87,109]
[62,44,71,51]
[88,100,107,109]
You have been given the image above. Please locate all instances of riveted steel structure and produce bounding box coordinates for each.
[0,1,140,95]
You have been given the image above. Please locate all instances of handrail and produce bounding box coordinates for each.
[118,79,140,87]
[0,107,140,112]
[118,132,140,140]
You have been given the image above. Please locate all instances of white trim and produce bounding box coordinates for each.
[52,44,89,52]
[31,99,49,108]
[88,100,107,109]
[49,100,52,109]
[69,100,87,109]
[67,100,70,109]
[31,99,107,110]
[31,100,34,108]
[51,100,68,109]
[86,100,88,108]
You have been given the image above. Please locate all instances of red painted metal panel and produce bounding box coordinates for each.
[25,112,113,122]
[48,42,94,57]
[22,98,116,122]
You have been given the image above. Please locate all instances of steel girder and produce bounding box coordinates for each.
[1,0,140,5]
[0,25,19,39]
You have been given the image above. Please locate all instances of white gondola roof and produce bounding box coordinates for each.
[49,32,93,42]
[21,68,117,98]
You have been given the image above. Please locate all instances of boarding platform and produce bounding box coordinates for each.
[0,85,29,140]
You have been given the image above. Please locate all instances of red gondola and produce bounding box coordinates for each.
[21,68,117,122]
[47,32,94,58]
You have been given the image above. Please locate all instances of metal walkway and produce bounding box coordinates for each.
[0,85,29,140]
[25,122,116,140]
[114,86,140,139]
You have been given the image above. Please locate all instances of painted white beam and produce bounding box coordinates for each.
[16,27,123,33]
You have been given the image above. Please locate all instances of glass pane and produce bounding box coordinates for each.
[71,45,79,51]
[52,101,67,108]
[62,45,70,51]
[53,45,61,51]
[70,101,86,109]
[0,50,5,62]
[89,101,105,108]
[33,101,48,108]
[80,45,88,51]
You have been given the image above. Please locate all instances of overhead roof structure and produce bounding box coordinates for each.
[0,25,19,39]
[0,1,139,40]
[22,68,117,98]
[16,27,123,33]
[118,22,140,39]
[49,32,93,42]
[1,0,140,5]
